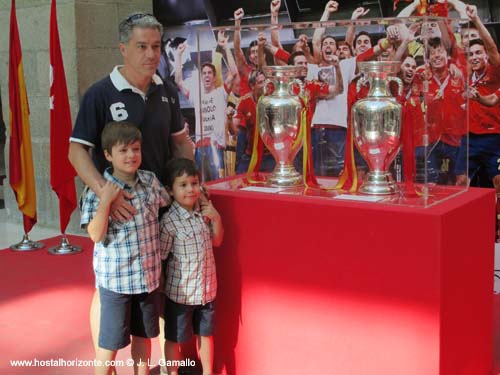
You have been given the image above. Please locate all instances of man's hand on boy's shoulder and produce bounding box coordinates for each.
[97,182,137,222]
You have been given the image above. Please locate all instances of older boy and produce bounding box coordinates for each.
[80,122,169,375]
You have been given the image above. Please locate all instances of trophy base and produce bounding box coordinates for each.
[267,164,303,187]
[359,171,397,195]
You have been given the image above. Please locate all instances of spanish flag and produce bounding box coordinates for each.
[9,0,37,233]
[50,0,77,234]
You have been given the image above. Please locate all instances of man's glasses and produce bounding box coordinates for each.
[123,12,154,24]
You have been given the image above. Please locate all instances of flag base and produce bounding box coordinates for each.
[48,236,82,255]
[10,234,45,251]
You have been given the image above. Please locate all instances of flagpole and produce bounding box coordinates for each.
[48,235,81,255]
[49,0,79,255]
[9,0,40,246]
[10,233,44,251]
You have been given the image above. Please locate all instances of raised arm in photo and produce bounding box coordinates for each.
[312,1,339,63]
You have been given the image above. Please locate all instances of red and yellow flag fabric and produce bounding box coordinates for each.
[50,0,77,233]
[9,0,37,233]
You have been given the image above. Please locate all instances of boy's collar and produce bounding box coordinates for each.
[171,200,202,219]
[104,167,142,189]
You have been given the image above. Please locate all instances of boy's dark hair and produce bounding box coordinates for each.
[337,40,353,55]
[248,69,264,87]
[354,31,372,48]
[165,158,201,188]
[426,37,449,59]
[101,121,142,155]
[469,38,485,49]
[201,62,217,75]
[288,51,306,65]
[321,35,337,47]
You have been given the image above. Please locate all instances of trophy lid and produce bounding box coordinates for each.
[357,61,401,74]
[263,65,300,78]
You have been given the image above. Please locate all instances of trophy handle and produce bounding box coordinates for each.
[356,75,367,93]
[288,79,304,96]
[388,76,404,97]
[264,78,275,95]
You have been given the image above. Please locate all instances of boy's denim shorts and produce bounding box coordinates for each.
[99,287,160,350]
[164,298,216,343]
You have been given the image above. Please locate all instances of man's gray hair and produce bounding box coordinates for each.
[119,13,163,44]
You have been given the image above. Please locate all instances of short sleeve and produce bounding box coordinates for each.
[79,188,99,229]
[71,84,106,148]
[159,216,175,260]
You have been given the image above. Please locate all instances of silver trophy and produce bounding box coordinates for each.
[257,66,304,186]
[352,61,403,195]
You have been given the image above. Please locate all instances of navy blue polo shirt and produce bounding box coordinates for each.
[71,66,184,185]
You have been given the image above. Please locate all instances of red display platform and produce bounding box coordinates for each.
[207,186,495,375]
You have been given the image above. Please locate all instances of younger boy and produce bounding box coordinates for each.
[160,158,224,375]
[80,121,169,375]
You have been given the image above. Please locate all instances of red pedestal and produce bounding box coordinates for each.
[208,187,495,375]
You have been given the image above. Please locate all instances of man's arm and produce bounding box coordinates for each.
[233,8,249,78]
[257,32,268,69]
[312,1,338,63]
[330,56,343,97]
[218,30,239,90]
[68,142,105,193]
[467,4,500,66]
[171,130,195,159]
[387,24,413,62]
[174,42,190,98]
[467,86,500,107]
[477,92,500,107]
[270,0,282,50]
[346,7,369,48]
[447,0,468,18]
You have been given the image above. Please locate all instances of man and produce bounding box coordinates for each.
[352,31,372,56]
[174,31,237,181]
[269,0,316,64]
[232,70,271,173]
[233,7,259,96]
[456,5,500,189]
[457,5,500,240]
[309,1,392,176]
[69,13,193,375]
[336,41,353,60]
[345,7,370,54]
[421,37,466,184]
[307,1,355,176]
[288,51,343,176]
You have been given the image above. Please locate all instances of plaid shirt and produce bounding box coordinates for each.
[80,169,169,294]
[160,201,217,305]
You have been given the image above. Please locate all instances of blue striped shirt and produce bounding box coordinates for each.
[80,169,169,294]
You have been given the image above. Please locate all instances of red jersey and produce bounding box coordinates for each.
[424,71,466,146]
[303,80,329,115]
[469,64,500,134]
[235,93,259,155]
[238,63,254,97]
